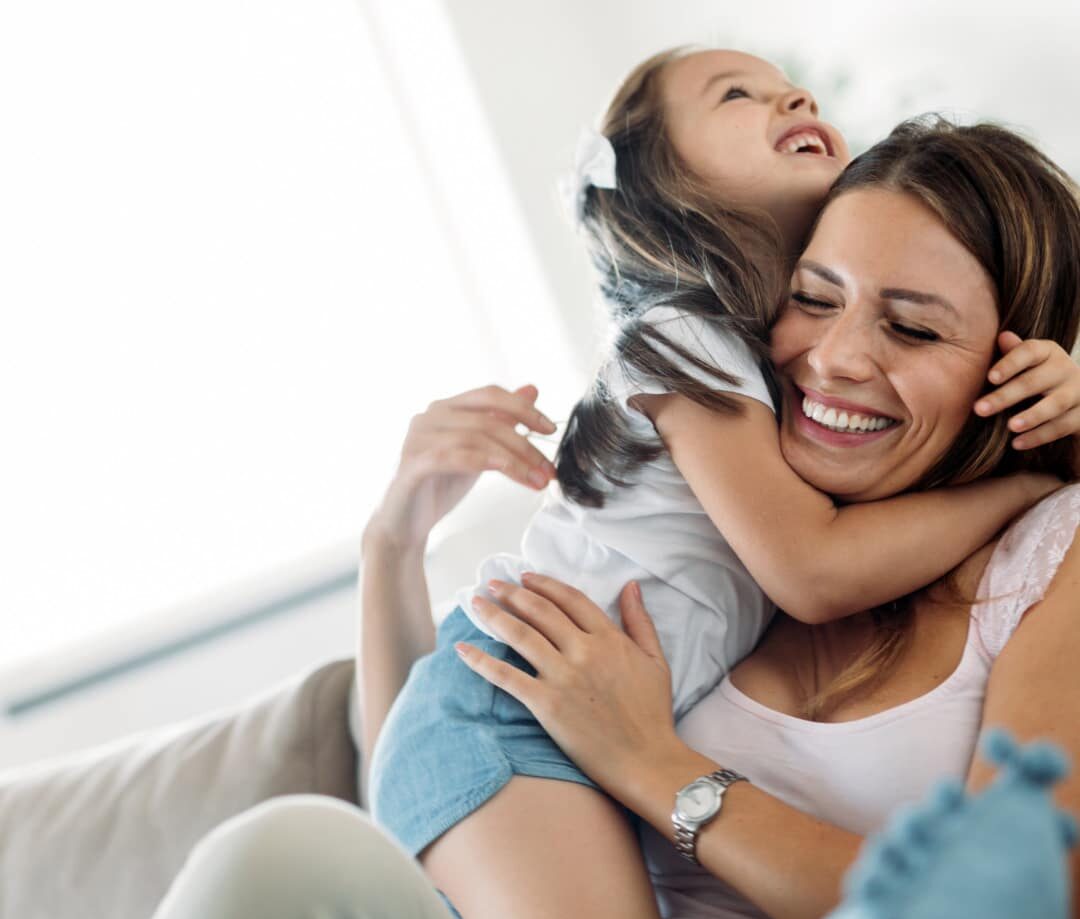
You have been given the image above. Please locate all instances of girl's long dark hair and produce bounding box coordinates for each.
[555,48,786,507]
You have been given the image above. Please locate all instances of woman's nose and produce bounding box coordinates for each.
[806,312,876,384]
[779,87,819,118]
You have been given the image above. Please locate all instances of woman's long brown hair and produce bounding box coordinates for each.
[804,117,1080,719]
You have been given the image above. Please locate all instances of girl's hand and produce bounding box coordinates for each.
[456,574,682,796]
[975,331,1080,450]
[364,385,557,552]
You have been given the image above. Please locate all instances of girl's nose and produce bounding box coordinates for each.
[779,87,819,118]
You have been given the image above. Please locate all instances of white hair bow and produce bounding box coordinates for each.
[559,128,618,227]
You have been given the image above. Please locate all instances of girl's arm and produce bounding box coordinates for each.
[641,391,1059,623]
[457,567,1080,919]
[357,384,557,776]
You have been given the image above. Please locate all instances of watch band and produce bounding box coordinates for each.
[673,768,747,865]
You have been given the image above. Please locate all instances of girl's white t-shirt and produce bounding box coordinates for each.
[455,305,777,717]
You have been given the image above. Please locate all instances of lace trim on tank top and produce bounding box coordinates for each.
[977,483,1080,660]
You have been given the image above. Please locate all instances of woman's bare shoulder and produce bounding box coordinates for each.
[942,482,1080,598]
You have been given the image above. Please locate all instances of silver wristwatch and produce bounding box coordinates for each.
[672,767,747,864]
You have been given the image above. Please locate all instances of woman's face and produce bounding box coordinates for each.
[661,49,851,252]
[770,188,1000,502]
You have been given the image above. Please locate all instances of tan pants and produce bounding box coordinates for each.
[152,795,456,919]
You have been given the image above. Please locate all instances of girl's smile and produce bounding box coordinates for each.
[660,49,851,254]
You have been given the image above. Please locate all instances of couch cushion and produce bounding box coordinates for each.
[0,656,357,919]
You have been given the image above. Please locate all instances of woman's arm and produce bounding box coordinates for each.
[357,531,433,777]
[642,392,1059,623]
[457,568,1080,919]
[356,384,557,776]
[456,574,864,919]
[965,518,1080,917]
[619,747,863,919]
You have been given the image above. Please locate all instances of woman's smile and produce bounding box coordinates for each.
[771,187,1000,502]
[788,383,900,447]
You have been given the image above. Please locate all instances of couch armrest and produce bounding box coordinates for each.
[0,656,358,919]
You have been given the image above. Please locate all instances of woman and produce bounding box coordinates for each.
[360,120,1080,919]
[152,69,1080,919]
[365,47,1072,919]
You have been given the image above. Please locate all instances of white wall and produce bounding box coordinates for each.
[5,0,1077,772]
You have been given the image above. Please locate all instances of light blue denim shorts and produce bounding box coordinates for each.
[368,607,599,861]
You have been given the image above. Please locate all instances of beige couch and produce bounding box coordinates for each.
[0,657,360,919]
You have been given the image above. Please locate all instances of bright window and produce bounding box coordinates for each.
[0,0,565,673]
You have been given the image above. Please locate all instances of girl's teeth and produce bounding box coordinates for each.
[800,396,894,434]
[781,132,826,155]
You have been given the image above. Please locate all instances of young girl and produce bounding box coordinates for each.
[367,48,1080,919]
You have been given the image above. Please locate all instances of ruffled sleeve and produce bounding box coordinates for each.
[975,482,1080,660]
[602,305,775,430]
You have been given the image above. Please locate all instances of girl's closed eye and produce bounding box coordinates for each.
[721,84,751,103]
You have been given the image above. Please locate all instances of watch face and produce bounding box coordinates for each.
[677,780,719,821]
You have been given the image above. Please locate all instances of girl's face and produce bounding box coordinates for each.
[770,188,1000,502]
[661,49,851,253]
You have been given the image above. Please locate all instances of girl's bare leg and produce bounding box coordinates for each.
[421,776,661,919]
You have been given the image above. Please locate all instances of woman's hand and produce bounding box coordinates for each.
[976,332,1080,450]
[456,573,685,797]
[364,385,557,552]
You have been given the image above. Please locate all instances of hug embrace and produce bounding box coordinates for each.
[157,47,1080,919]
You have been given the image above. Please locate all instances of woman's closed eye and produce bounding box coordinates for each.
[792,293,941,342]
[791,292,835,311]
[889,322,940,342]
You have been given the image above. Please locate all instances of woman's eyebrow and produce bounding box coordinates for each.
[797,263,959,317]
[796,260,844,287]
[880,287,958,317]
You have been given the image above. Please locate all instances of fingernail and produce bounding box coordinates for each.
[487,580,503,594]
[632,581,642,601]
[975,400,991,414]
[528,469,547,488]
[1013,438,1027,450]
[455,642,470,659]
[988,371,1001,383]
[1011,417,1027,430]
[521,571,534,583]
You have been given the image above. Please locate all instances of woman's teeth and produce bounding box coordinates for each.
[779,132,828,155]
[801,396,894,433]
